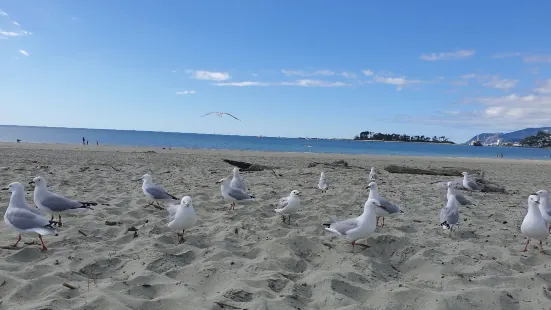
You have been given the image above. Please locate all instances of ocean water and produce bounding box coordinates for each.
[1,125,550,160]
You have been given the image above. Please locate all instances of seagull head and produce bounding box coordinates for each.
[232,167,239,174]
[365,181,377,190]
[528,194,540,205]
[5,182,24,193]
[536,189,550,198]
[140,174,152,183]
[461,172,468,177]
[290,190,301,197]
[366,198,381,209]
[29,176,45,188]
[216,177,229,184]
[181,196,193,207]
[446,181,453,188]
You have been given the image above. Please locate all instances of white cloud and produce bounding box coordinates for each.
[491,52,522,59]
[13,21,20,26]
[458,74,518,90]
[176,90,196,95]
[362,70,374,76]
[213,79,348,87]
[281,69,335,77]
[534,79,551,94]
[0,29,31,37]
[372,75,421,91]
[524,55,551,63]
[419,49,475,61]
[189,70,230,81]
[0,11,8,17]
[341,72,357,79]
[18,49,29,56]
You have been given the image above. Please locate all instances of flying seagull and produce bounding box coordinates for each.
[201,112,241,121]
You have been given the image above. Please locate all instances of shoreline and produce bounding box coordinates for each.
[1,141,551,165]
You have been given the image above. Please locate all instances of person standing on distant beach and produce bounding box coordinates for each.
[82,137,85,145]
[86,140,89,145]
[96,140,99,146]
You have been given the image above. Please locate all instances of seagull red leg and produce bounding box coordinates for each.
[522,238,530,252]
[38,235,48,251]
[540,240,545,254]
[12,234,21,247]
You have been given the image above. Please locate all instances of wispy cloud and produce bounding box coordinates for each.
[524,55,551,64]
[457,74,518,90]
[419,49,475,61]
[0,29,31,37]
[341,72,357,79]
[188,70,230,81]
[0,10,8,17]
[0,11,32,39]
[371,74,421,91]
[491,52,551,64]
[281,69,335,77]
[176,90,196,95]
[213,79,348,87]
[491,52,522,59]
[13,21,20,26]
[18,49,29,56]
[362,70,374,76]
[534,79,551,94]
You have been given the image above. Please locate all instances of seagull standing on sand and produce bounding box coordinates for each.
[217,176,255,210]
[446,181,473,206]
[318,172,329,193]
[3,182,59,251]
[461,172,483,191]
[323,199,379,250]
[30,176,96,226]
[521,194,548,253]
[274,190,301,224]
[366,182,404,227]
[167,196,198,244]
[440,195,460,235]
[536,190,551,233]
[140,174,179,207]
[369,167,376,181]
[230,167,247,193]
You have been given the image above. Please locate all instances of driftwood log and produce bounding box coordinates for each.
[222,159,277,172]
[308,160,366,170]
[384,165,481,177]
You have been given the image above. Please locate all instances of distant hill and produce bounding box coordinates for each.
[464,127,551,145]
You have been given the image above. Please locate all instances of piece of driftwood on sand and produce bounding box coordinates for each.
[222,159,280,177]
[384,165,481,177]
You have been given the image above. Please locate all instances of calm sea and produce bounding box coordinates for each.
[1,125,550,160]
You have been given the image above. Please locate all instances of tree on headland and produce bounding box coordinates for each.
[520,130,551,148]
[354,131,454,144]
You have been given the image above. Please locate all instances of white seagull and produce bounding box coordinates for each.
[461,172,483,191]
[521,194,549,254]
[536,189,551,233]
[323,199,379,250]
[369,167,376,181]
[446,181,473,206]
[167,196,198,244]
[366,182,404,227]
[31,176,96,226]
[274,190,301,224]
[230,167,247,193]
[217,176,255,210]
[140,174,179,207]
[440,195,460,235]
[3,182,59,251]
[318,172,329,193]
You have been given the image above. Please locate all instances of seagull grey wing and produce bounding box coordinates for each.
[278,197,289,208]
[28,205,45,216]
[145,184,177,200]
[167,204,179,220]
[330,219,359,235]
[41,194,83,212]
[440,207,459,225]
[467,180,483,190]
[379,198,401,214]
[227,187,253,201]
[454,193,473,205]
[230,177,247,193]
[7,209,51,231]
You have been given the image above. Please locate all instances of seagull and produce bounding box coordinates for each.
[536,190,551,233]
[446,181,473,206]
[230,167,247,193]
[3,182,59,251]
[140,174,179,207]
[216,176,255,210]
[440,195,460,235]
[274,190,301,224]
[521,194,548,254]
[366,181,404,227]
[369,167,376,181]
[30,176,96,226]
[323,199,379,250]
[318,172,328,193]
[461,172,483,191]
[167,196,198,244]
[201,112,241,121]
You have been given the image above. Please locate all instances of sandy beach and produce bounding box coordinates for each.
[1,142,551,310]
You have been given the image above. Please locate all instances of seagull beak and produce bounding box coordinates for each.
[28,181,34,185]
[1,187,8,191]
[215,180,222,184]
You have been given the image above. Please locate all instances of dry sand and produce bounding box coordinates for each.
[1,142,551,310]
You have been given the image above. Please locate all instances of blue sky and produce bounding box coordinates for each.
[1,1,550,143]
